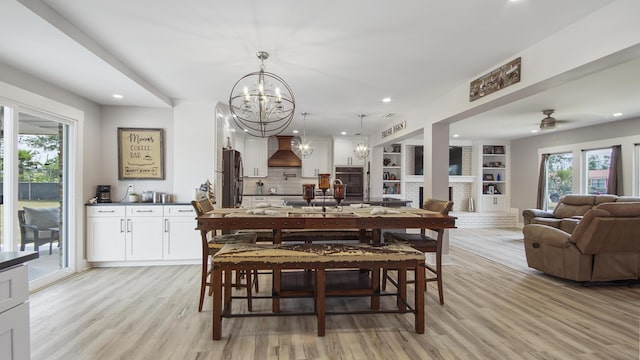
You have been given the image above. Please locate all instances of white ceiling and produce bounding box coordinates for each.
[1,0,637,140]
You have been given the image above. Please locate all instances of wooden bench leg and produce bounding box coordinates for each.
[223,269,232,317]
[272,267,281,313]
[371,267,380,310]
[415,263,425,334]
[212,268,223,340]
[316,268,326,337]
[397,268,407,311]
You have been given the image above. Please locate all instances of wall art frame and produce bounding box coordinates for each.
[118,127,165,180]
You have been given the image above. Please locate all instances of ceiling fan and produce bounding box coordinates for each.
[539,109,566,131]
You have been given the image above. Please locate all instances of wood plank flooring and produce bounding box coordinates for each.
[29,228,640,360]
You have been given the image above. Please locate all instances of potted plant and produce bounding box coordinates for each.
[128,192,140,203]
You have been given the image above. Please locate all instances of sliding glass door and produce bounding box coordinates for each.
[1,103,71,282]
[17,112,69,280]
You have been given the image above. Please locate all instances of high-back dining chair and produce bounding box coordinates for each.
[382,198,453,305]
[191,198,258,312]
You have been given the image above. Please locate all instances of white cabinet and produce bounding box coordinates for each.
[87,206,127,261]
[0,265,30,360]
[244,137,268,177]
[87,205,200,263]
[302,138,332,178]
[163,205,201,260]
[125,206,163,261]
[333,136,366,166]
[480,195,508,212]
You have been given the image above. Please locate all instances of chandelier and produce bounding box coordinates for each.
[353,114,369,160]
[228,51,295,137]
[296,112,313,158]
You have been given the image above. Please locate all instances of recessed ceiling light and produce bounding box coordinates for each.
[613,112,623,117]
[292,130,299,134]
[531,129,539,133]
[452,134,459,138]
[340,131,347,135]
[382,97,391,103]
[112,94,123,99]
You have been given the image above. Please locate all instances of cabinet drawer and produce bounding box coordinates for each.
[88,206,125,217]
[164,205,196,217]
[0,265,28,314]
[127,206,162,217]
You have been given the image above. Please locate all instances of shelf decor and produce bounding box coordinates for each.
[118,127,164,180]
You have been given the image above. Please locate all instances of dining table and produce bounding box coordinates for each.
[196,205,457,244]
[196,205,457,340]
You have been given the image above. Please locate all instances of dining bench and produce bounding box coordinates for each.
[210,242,426,339]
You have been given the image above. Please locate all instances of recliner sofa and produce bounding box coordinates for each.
[523,202,640,282]
[523,194,640,234]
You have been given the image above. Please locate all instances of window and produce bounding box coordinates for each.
[546,152,573,210]
[635,144,640,196]
[584,148,611,195]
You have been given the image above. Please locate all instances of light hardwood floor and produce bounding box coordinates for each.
[29,228,640,360]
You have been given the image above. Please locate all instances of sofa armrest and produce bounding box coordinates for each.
[523,224,572,248]
[522,209,554,225]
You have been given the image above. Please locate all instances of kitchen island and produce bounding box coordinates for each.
[243,194,412,208]
[1,251,38,359]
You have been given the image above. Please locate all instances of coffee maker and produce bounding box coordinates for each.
[96,185,112,203]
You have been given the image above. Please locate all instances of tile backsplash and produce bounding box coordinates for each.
[244,167,313,195]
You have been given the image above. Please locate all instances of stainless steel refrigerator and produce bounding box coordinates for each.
[334,166,364,200]
[222,149,243,208]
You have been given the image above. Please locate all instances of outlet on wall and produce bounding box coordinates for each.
[128,184,134,193]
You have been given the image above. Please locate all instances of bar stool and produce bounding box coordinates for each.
[382,199,453,305]
[191,198,258,312]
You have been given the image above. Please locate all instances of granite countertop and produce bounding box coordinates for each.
[85,202,192,206]
[244,193,302,197]
[285,198,412,207]
[0,251,39,271]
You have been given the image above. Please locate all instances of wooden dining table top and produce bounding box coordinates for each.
[196,206,456,232]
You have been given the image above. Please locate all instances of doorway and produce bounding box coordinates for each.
[1,105,72,283]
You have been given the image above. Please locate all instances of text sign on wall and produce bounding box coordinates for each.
[118,127,165,180]
[381,121,406,138]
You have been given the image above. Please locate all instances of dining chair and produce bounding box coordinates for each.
[382,198,453,305]
[191,198,258,312]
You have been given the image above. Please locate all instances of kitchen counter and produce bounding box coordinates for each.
[284,198,412,208]
[85,202,192,206]
[0,251,39,270]
[244,193,302,197]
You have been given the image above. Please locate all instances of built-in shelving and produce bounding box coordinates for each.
[480,144,508,212]
[382,144,402,196]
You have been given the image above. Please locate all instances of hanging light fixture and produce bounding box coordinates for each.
[295,112,313,158]
[228,51,295,137]
[353,114,369,160]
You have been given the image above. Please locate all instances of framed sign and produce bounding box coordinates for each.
[118,127,165,180]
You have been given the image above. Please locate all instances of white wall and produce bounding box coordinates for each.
[511,116,640,222]
[173,100,217,203]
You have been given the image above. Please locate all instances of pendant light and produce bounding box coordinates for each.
[296,112,313,158]
[353,114,369,160]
